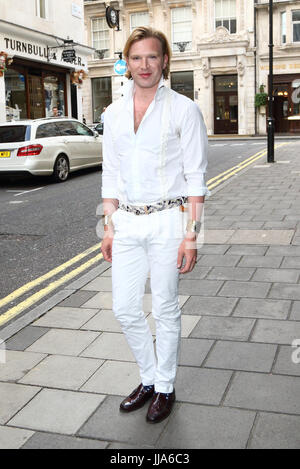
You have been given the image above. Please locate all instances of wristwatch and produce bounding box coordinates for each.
[186,220,201,234]
[102,214,112,226]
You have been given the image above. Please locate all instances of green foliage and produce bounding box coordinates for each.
[255,92,268,108]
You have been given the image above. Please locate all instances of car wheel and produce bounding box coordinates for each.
[53,155,69,182]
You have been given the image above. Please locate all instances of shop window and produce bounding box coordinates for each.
[292,10,300,42]
[5,68,27,121]
[130,12,150,33]
[36,0,47,19]
[92,77,112,123]
[215,0,236,34]
[44,75,66,117]
[171,71,194,101]
[281,11,287,44]
[171,7,192,52]
[92,18,110,59]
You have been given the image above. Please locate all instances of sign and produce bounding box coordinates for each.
[114,59,127,75]
[62,49,76,63]
[106,6,120,30]
[72,3,83,19]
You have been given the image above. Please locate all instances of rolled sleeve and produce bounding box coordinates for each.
[181,102,210,197]
[101,108,120,199]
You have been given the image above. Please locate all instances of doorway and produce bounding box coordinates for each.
[214,75,238,134]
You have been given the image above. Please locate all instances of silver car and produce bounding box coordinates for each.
[0,118,102,182]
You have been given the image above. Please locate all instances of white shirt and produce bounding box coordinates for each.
[102,76,209,204]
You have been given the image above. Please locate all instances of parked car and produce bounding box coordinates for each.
[0,118,102,182]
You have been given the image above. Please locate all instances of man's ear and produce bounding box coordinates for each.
[163,54,168,70]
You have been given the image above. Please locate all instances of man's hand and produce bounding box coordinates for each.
[101,229,114,263]
[177,235,197,274]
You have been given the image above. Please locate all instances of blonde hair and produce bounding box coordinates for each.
[123,27,172,80]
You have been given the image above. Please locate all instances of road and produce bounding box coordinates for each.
[0,138,291,323]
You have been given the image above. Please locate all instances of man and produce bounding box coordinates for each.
[101,27,209,424]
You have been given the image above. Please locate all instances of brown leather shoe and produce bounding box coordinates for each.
[146,390,176,424]
[120,384,154,413]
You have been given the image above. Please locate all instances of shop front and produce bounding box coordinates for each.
[273,74,300,134]
[0,20,93,123]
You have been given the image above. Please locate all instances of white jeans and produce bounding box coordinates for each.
[111,206,185,394]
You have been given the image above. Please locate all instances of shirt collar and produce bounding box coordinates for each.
[123,75,166,104]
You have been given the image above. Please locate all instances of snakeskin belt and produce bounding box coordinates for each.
[119,196,188,216]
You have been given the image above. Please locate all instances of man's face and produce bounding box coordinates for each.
[126,37,168,91]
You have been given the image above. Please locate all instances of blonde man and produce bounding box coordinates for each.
[101,27,208,424]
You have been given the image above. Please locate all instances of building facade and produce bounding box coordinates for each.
[0,0,93,123]
[256,0,300,135]
[83,0,257,136]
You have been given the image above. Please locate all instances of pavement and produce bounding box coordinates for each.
[0,141,300,449]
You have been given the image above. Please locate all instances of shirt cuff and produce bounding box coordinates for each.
[187,186,211,197]
[101,188,119,199]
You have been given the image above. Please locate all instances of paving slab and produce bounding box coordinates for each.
[157,403,255,449]
[80,309,122,333]
[290,301,300,320]
[182,296,238,317]
[57,290,98,308]
[19,355,104,390]
[198,254,241,267]
[179,266,211,280]
[233,298,291,320]
[0,426,34,449]
[266,246,300,257]
[251,319,300,345]
[22,432,108,449]
[80,332,136,361]
[26,329,100,356]
[269,283,300,301]
[228,230,294,245]
[281,257,300,268]
[0,382,41,425]
[207,267,255,281]
[175,366,232,405]
[78,395,168,445]
[249,412,300,449]
[178,279,223,296]
[252,268,299,283]
[5,326,50,351]
[8,388,105,435]
[32,307,98,329]
[81,360,140,396]
[218,281,271,299]
[82,276,112,292]
[273,345,300,376]
[0,351,46,382]
[191,316,255,341]
[204,341,276,373]
[224,372,300,415]
[226,245,268,256]
[203,230,234,244]
[178,338,214,367]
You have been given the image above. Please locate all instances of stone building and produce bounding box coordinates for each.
[256,0,300,135]
[0,0,93,123]
[83,0,300,136]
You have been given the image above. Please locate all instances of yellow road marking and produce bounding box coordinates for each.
[0,253,103,326]
[0,242,101,308]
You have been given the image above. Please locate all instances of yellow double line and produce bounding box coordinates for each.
[0,143,289,327]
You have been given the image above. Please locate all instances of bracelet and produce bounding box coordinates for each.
[102,214,112,226]
[186,220,201,234]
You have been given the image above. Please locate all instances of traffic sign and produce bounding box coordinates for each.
[114,59,127,75]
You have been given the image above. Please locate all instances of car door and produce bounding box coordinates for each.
[70,121,102,166]
[55,121,82,169]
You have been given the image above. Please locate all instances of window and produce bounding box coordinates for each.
[215,0,236,34]
[92,77,112,122]
[92,18,110,58]
[0,126,30,143]
[5,68,27,121]
[36,123,60,139]
[171,71,194,100]
[44,75,66,118]
[36,0,47,19]
[71,122,94,136]
[292,10,300,42]
[130,11,150,33]
[171,7,192,52]
[281,12,287,44]
[56,121,78,136]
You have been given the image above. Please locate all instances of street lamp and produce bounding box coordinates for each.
[267,0,275,163]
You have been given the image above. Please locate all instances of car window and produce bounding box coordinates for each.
[56,121,78,136]
[71,122,94,137]
[35,123,60,139]
[0,125,30,143]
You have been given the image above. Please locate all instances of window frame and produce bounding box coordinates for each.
[36,0,48,19]
[171,7,193,53]
[281,11,287,44]
[292,9,300,43]
[214,0,237,34]
[129,11,150,34]
[91,17,110,59]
